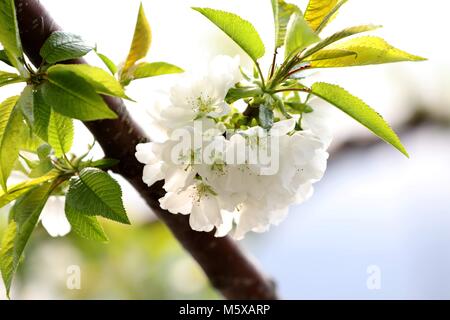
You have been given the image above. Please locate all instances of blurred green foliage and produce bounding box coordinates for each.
[0,208,219,299]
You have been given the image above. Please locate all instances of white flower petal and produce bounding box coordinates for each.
[163,167,195,192]
[189,195,221,232]
[40,197,71,237]
[135,143,158,164]
[215,210,235,238]
[209,55,242,87]
[271,119,296,136]
[159,188,194,215]
[209,101,231,118]
[142,163,164,186]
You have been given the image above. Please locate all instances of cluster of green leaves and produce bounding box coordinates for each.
[115,3,184,86]
[0,1,182,297]
[194,0,425,157]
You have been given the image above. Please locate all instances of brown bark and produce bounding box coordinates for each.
[14,0,277,299]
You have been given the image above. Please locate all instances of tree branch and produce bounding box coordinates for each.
[14,0,277,300]
[328,108,448,159]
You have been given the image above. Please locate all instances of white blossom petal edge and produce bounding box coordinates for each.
[40,196,71,237]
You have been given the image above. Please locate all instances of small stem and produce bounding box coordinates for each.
[50,175,69,190]
[305,92,313,103]
[269,55,299,89]
[274,88,311,94]
[63,152,76,170]
[23,60,34,74]
[283,63,311,81]
[38,58,47,72]
[255,62,266,90]
[269,49,278,79]
[51,159,68,172]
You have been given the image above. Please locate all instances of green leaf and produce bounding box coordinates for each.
[96,51,117,75]
[0,50,13,67]
[28,158,53,178]
[28,144,54,178]
[13,156,29,175]
[20,130,45,153]
[32,87,52,141]
[311,82,408,156]
[303,49,356,62]
[66,168,129,224]
[284,10,320,60]
[193,7,265,62]
[18,154,38,170]
[131,62,184,80]
[225,86,263,104]
[17,144,52,175]
[301,24,380,60]
[271,0,299,49]
[0,71,22,88]
[66,205,108,242]
[0,0,26,75]
[258,105,274,129]
[0,96,27,191]
[121,3,152,78]
[37,144,52,161]
[315,0,348,34]
[276,79,308,91]
[39,31,93,64]
[16,86,34,126]
[43,71,117,121]
[48,64,128,99]
[285,101,313,114]
[48,110,74,157]
[0,171,58,208]
[304,0,338,31]
[0,220,16,298]
[85,158,119,170]
[0,182,53,296]
[308,36,426,68]
[274,96,291,119]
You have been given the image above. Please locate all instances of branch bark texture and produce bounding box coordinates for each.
[14,0,277,300]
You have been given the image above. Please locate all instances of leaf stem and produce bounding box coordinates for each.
[255,62,266,90]
[284,63,311,80]
[274,88,311,94]
[274,88,311,93]
[269,55,300,89]
[63,152,76,171]
[269,49,278,79]
[23,60,34,75]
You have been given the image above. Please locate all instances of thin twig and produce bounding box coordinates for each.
[269,49,278,79]
[284,63,311,80]
[274,88,311,94]
[255,62,266,90]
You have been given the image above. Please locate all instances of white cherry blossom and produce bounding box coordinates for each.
[154,55,241,131]
[136,55,331,239]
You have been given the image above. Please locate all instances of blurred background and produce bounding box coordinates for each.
[1,0,449,299]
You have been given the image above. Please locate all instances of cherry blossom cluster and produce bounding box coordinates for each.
[136,56,331,239]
